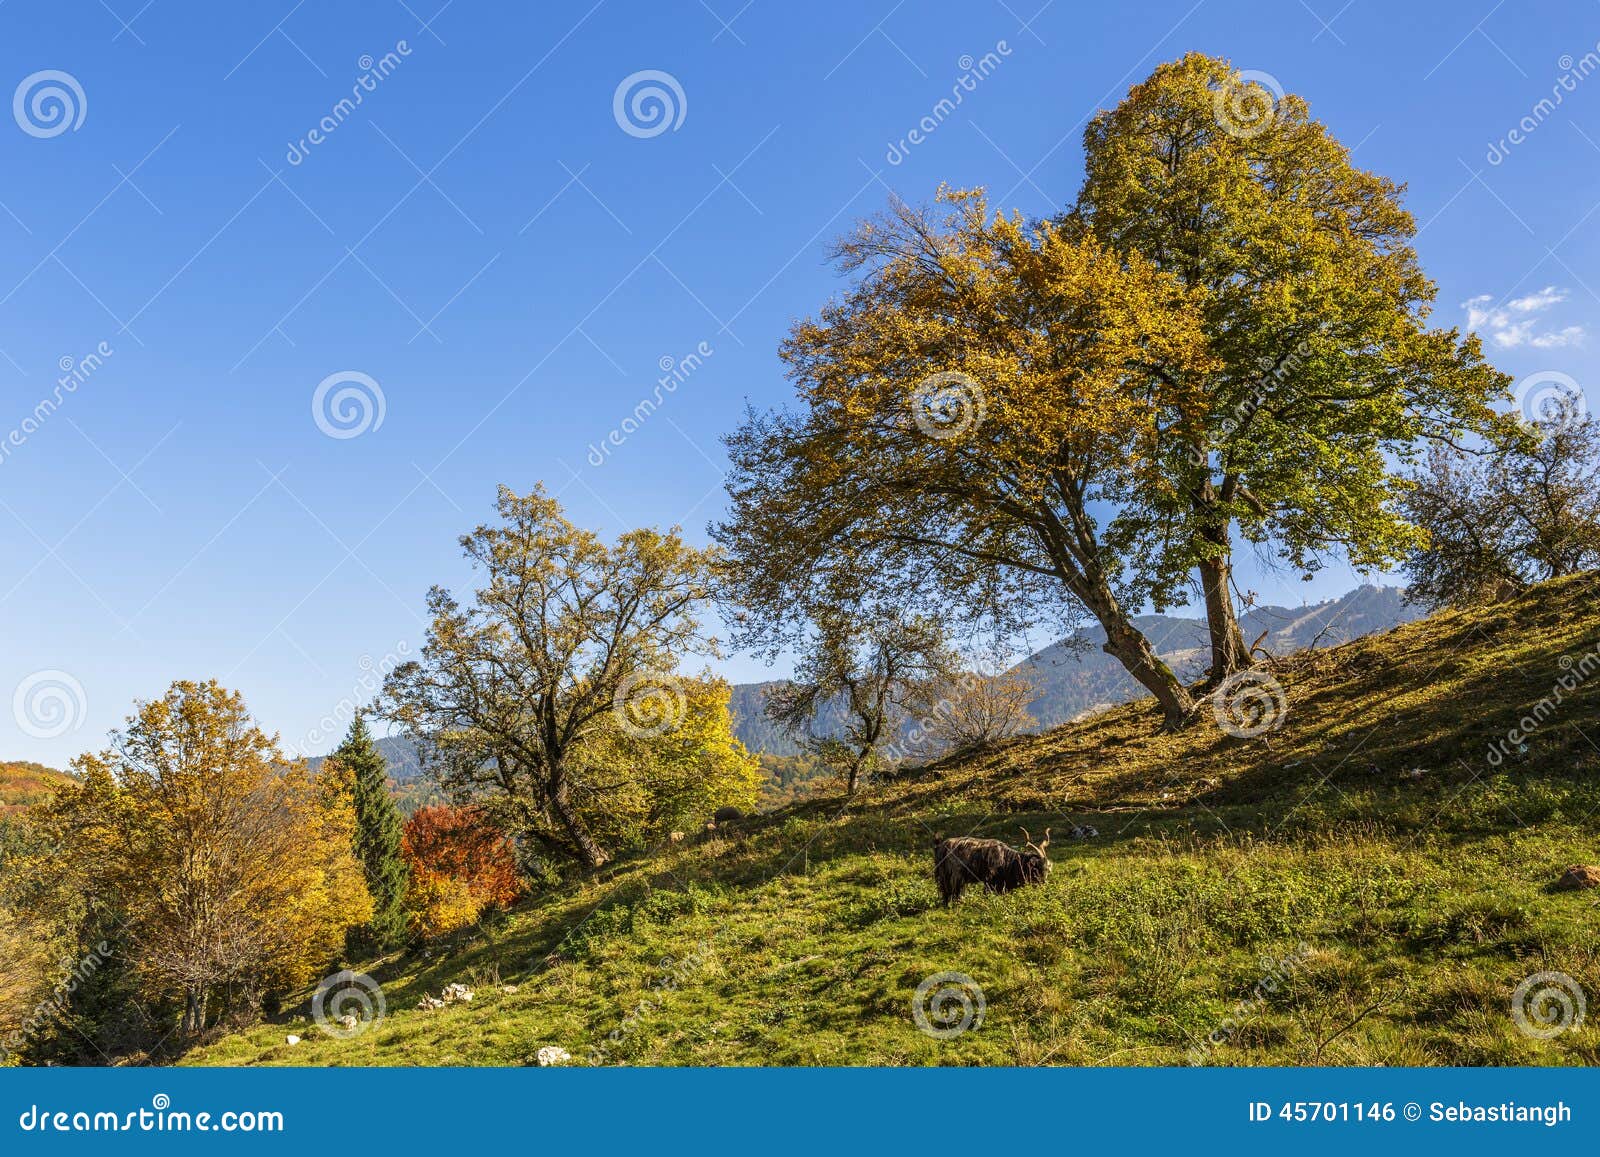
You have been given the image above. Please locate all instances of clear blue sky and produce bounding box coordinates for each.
[2,0,1596,766]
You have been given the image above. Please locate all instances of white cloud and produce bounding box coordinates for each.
[1530,325,1585,349]
[1508,286,1568,313]
[1462,285,1584,349]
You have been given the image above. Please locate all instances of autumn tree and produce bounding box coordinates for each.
[765,607,957,794]
[1070,52,1511,679]
[0,902,53,1064]
[400,805,520,939]
[717,191,1217,725]
[47,681,371,1034]
[382,486,757,868]
[332,715,409,951]
[1402,397,1600,609]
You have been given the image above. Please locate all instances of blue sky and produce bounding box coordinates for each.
[1,0,1596,766]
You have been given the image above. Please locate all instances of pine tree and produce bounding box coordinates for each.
[334,714,409,950]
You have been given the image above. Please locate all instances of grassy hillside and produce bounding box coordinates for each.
[187,574,1600,1067]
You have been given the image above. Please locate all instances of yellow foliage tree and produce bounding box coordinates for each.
[48,680,372,1033]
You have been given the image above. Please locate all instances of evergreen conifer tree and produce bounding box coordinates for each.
[334,714,409,949]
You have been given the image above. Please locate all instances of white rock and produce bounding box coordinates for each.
[285,1034,301,1046]
[338,1013,359,1031]
[536,1046,574,1067]
[501,985,520,995]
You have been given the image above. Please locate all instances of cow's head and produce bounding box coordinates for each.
[1020,827,1052,882]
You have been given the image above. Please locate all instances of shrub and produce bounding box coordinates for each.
[401,806,521,938]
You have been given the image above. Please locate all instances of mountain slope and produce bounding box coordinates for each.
[0,761,75,817]
[307,734,423,782]
[189,572,1600,1068]
[1018,584,1424,727]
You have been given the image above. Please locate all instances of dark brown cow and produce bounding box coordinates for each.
[933,828,1051,906]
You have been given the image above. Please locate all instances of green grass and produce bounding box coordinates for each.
[185,573,1600,1067]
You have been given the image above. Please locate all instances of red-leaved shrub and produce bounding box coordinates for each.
[400,805,521,936]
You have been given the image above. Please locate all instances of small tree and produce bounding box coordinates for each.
[765,608,957,794]
[332,715,409,951]
[925,665,1037,755]
[1403,399,1600,609]
[382,486,734,869]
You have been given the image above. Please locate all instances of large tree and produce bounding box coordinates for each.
[382,486,757,868]
[717,190,1217,725]
[331,715,409,950]
[1070,52,1510,679]
[48,681,371,1035]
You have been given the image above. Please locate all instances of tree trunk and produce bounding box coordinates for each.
[549,774,609,868]
[183,987,204,1034]
[1099,616,1195,728]
[1199,551,1250,684]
